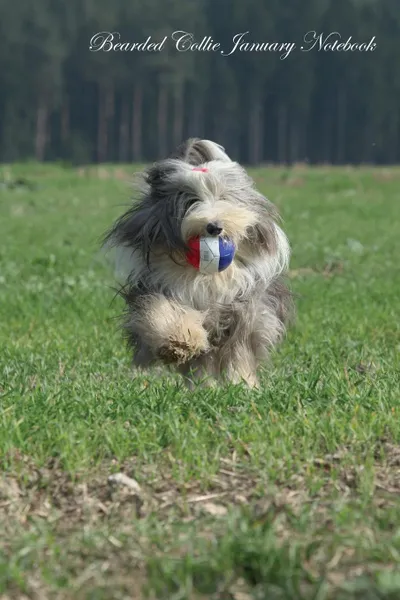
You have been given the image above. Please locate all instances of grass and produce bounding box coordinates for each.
[0,162,399,599]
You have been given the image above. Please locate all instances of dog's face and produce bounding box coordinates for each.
[180,165,260,246]
[105,153,289,278]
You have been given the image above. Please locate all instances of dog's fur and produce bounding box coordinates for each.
[104,139,292,388]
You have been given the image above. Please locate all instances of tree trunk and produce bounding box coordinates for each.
[213,105,225,149]
[119,96,129,162]
[105,85,114,161]
[97,85,107,163]
[131,84,143,161]
[389,110,399,163]
[322,109,332,163]
[97,83,114,162]
[35,96,48,161]
[363,117,374,163]
[61,99,69,151]
[289,118,299,165]
[190,90,204,138]
[277,104,287,164]
[172,85,184,148]
[157,78,168,159]
[336,88,346,164]
[397,110,400,163]
[299,119,307,163]
[248,93,263,165]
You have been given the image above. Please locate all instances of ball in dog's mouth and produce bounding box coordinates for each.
[186,236,236,274]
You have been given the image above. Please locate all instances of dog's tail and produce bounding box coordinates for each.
[171,138,232,165]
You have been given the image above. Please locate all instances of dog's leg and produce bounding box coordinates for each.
[219,344,260,389]
[221,302,284,389]
[126,295,209,366]
[225,366,260,389]
[178,354,218,389]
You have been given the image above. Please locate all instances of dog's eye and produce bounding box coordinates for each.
[185,196,198,209]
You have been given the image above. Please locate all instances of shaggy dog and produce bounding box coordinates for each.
[104,139,292,388]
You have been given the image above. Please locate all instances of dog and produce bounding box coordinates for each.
[104,138,292,388]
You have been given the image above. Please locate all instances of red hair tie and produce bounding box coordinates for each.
[192,167,208,172]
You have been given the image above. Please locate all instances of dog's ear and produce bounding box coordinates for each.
[247,220,278,254]
[171,138,231,165]
[145,161,178,199]
[247,192,281,253]
[104,202,167,265]
[104,203,155,248]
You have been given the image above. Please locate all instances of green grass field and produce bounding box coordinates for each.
[1,163,399,600]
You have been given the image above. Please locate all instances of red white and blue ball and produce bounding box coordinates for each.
[186,236,236,274]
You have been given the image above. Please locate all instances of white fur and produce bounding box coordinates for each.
[113,221,289,311]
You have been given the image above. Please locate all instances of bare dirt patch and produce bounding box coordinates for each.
[76,166,131,181]
[372,170,400,182]
[2,442,400,534]
[1,443,400,599]
[0,452,261,533]
[288,260,344,280]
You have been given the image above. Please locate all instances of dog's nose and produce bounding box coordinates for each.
[206,222,223,236]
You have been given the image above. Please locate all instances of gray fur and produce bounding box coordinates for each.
[171,138,232,164]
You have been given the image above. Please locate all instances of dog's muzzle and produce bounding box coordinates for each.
[206,221,223,236]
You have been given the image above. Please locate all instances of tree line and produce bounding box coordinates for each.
[0,0,399,165]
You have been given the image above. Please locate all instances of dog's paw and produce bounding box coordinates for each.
[158,341,194,365]
[158,327,209,365]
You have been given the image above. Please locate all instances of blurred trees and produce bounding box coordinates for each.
[0,0,398,164]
